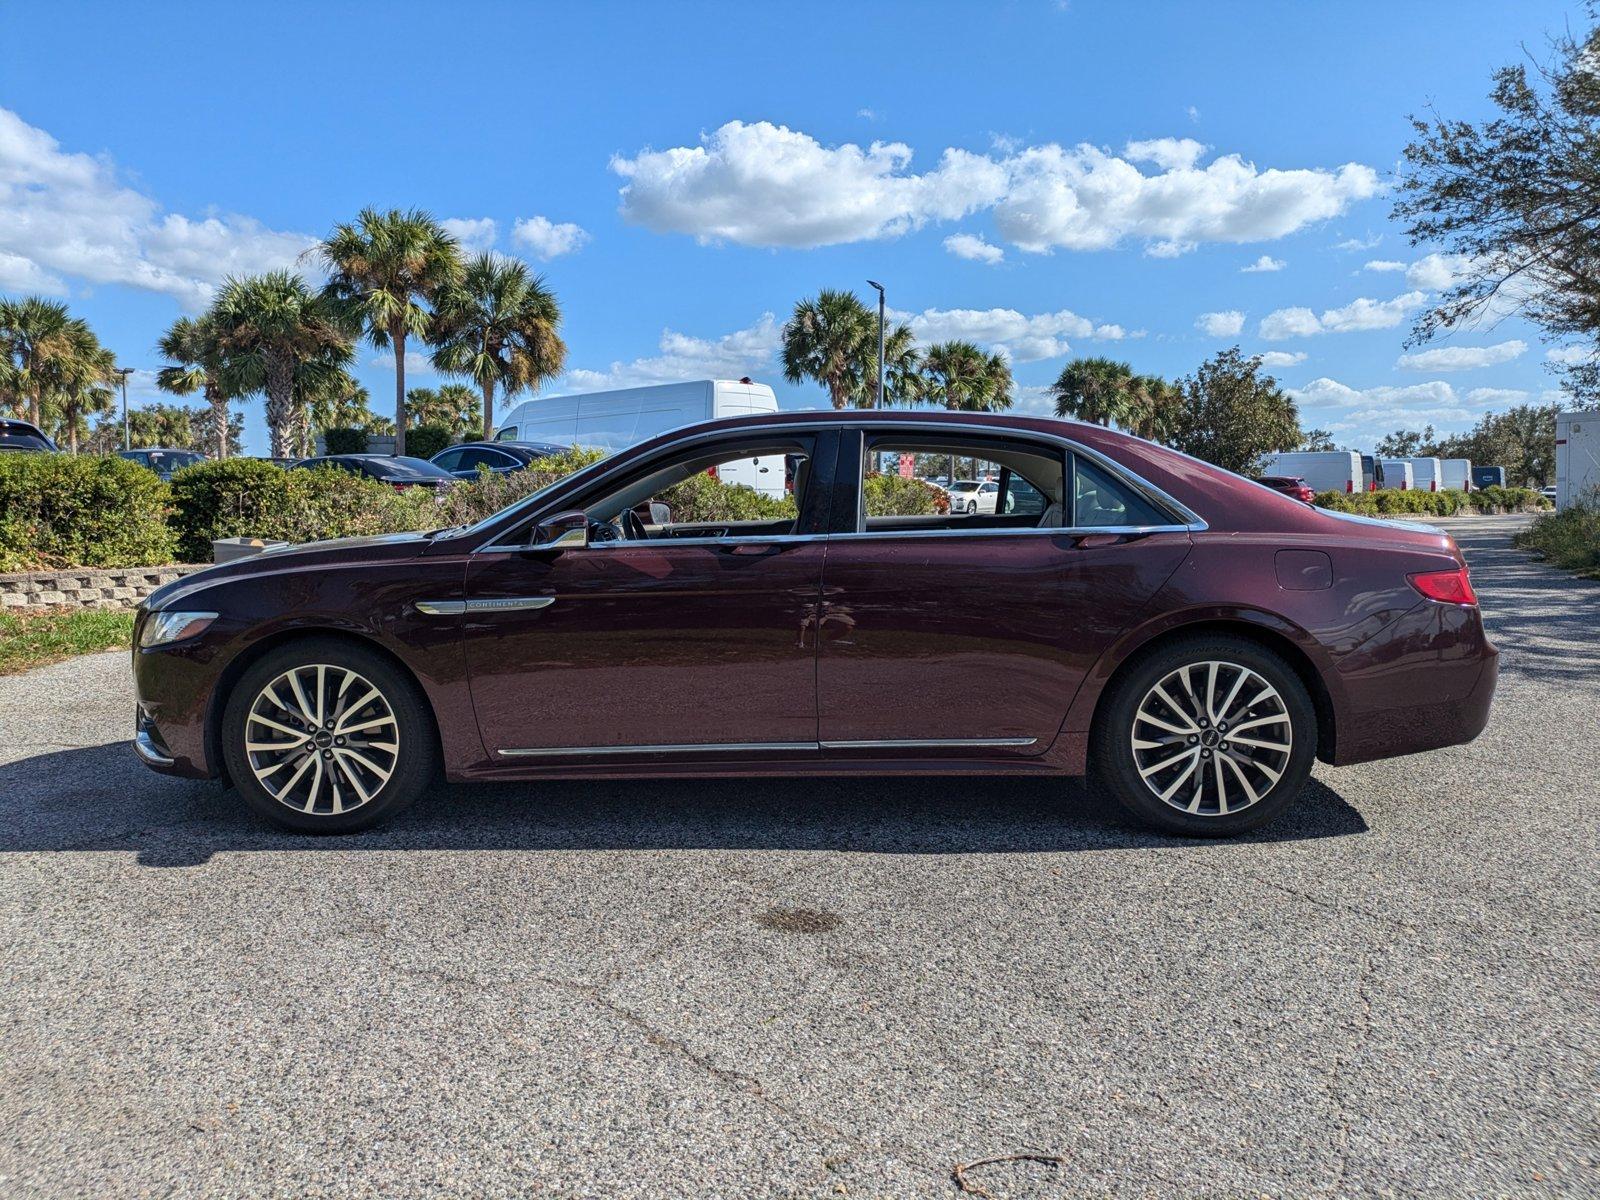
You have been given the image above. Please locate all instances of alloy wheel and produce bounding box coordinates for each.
[1129,660,1292,817]
[244,664,400,816]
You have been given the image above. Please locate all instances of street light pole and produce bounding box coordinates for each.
[867,279,885,407]
[115,367,134,451]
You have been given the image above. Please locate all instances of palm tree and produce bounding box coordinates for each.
[210,272,352,459]
[782,290,874,409]
[1051,357,1136,426]
[406,384,481,437]
[921,341,1013,412]
[156,315,236,458]
[871,323,925,407]
[1127,373,1185,443]
[317,208,463,456]
[0,297,75,426]
[430,254,565,438]
[44,320,118,454]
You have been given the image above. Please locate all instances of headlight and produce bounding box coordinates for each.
[138,610,218,649]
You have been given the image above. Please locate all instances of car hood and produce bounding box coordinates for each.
[143,531,434,610]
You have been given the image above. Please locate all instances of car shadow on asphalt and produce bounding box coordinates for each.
[0,742,1368,866]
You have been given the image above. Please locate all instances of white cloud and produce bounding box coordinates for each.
[370,350,437,378]
[563,314,780,391]
[1144,239,1197,259]
[1397,339,1526,372]
[611,119,1380,254]
[1363,259,1405,273]
[943,232,1004,264]
[1186,105,1201,124]
[1548,344,1597,365]
[1404,252,1471,290]
[0,106,313,309]
[1287,374,1537,445]
[1464,386,1530,405]
[1196,310,1244,338]
[1241,255,1285,273]
[441,217,498,253]
[1258,350,1307,367]
[511,215,590,260]
[1334,234,1382,251]
[1259,291,1426,339]
[856,108,880,121]
[890,305,1123,363]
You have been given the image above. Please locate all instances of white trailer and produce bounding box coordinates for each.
[1555,410,1600,510]
[1439,458,1473,492]
[493,379,784,497]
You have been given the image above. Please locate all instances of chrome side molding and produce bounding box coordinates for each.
[497,736,1037,758]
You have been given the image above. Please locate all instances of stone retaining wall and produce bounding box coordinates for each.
[0,565,207,611]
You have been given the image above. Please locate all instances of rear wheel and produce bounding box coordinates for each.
[1091,636,1317,837]
[222,637,437,833]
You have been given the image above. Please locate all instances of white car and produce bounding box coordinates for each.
[1541,484,1558,501]
[947,479,999,514]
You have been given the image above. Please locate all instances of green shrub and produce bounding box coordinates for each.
[168,458,434,561]
[430,447,608,527]
[657,471,798,523]
[322,426,368,455]
[1314,488,1469,517]
[0,453,176,571]
[1513,491,1600,577]
[864,473,946,516]
[404,424,453,461]
[1466,485,1550,513]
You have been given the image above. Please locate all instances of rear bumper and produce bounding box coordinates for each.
[1329,601,1499,766]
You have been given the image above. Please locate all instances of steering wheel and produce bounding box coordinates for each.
[588,518,620,543]
[621,508,650,542]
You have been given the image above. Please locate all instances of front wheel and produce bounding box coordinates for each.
[221,637,438,833]
[1090,636,1317,837]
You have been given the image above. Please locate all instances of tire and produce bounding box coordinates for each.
[221,636,438,834]
[1090,635,1317,837]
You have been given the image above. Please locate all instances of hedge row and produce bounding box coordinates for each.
[0,448,817,571]
[1312,486,1550,517]
[1513,492,1600,578]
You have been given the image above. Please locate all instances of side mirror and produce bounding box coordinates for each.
[534,510,589,550]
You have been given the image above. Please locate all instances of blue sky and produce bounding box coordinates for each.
[0,0,1580,455]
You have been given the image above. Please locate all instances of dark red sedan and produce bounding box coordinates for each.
[1257,474,1317,504]
[132,411,1497,837]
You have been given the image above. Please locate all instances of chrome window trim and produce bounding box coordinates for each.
[472,417,1206,553]
[475,525,1191,552]
[498,736,1038,758]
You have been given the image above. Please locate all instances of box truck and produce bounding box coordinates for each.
[1555,410,1600,510]
[493,379,784,497]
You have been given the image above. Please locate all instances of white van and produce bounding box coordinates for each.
[494,379,784,497]
[1439,458,1473,492]
[1406,456,1444,493]
[1256,450,1363,494]
[1378,459,1414,490]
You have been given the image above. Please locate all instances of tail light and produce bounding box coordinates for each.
[1368,480,1377,492]
[391,482,413,492]
[1409,567,1477,605]
[1430,479,1438,492]
[1400,480,1409,490]
[706,465,719,480]
[1345,479,1354,493]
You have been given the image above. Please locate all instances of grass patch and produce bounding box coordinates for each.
[1513,504,1600,579]
[0,607,135,675]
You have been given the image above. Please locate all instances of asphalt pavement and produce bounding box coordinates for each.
[1,513,1595,1198]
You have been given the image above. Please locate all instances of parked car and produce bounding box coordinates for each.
[429,440,568,480]
[0,418,57,453]
[291,454,457,492]
[1257,450,1363,494]
[118,447,206,481]
[132,410,1498,840]
[947,479,999,514]
[1257,475,1316,504]
[1541,484,1558,501]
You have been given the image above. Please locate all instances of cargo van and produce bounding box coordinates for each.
[1555,410,1600,510]
[1256,450,1363,494]
[1406,457,1444,492]
[1472,465,1506,489]
[1360,454,1385,492]
[494,379,784,497]
[1439,458,1473,492]
[1378,459,1414,490]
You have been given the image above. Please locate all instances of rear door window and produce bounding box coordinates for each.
[1072,456,1173,527]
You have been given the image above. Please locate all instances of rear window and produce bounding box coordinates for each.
[374,456,457,479]
[0,431,52,451]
